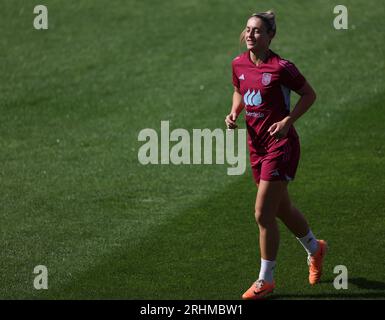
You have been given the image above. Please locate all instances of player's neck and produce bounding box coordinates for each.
[249,48,270,66]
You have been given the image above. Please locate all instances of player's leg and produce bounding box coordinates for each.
[276,187,328,285]
[255,179,286,262]
[275,187,309,238]
[242,179,286,299]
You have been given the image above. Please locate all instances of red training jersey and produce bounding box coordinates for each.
[232,50,306,154]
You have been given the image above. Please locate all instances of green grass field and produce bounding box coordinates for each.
[1,0,384,299]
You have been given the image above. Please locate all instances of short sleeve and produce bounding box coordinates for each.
[279,60,306,91]
[232,62,240,89]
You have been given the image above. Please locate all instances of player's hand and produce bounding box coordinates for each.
[268,117,292,139]
[225,112,238,129]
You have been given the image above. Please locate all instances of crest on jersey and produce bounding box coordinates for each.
[262,73,272,86]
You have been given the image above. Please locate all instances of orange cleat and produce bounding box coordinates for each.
[242,279,275,300]
[308,239,328,285]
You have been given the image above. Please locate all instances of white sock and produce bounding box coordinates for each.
[258,259,276,283]
[296,230,319,256]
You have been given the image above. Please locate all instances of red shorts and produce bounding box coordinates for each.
[249,138,300,184]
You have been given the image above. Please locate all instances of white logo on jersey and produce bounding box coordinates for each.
[270,169,280,177]
[239,74,245,80]
[246,111,264,118]
[262,73,272,85]
[243,89,262,106]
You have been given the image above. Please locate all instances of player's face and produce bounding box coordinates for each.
[245,17,272,50]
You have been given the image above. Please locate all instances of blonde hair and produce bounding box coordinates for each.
[239,10,276,44]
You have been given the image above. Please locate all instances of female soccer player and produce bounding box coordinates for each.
[225,11,327,299]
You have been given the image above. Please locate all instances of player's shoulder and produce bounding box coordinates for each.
[272,51,298,71]
[271,51,300,76]
[231,51,248,66]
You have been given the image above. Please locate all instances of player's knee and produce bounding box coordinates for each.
[255,209,275,227]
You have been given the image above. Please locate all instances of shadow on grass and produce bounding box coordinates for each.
[318,277,385,291]
[269,292,385,299]
[269,277,385,300]
[349,278,385,291]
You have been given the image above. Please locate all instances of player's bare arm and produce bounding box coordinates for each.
[225,86,243,129]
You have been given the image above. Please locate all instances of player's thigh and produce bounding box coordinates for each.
[255,180,288,216]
